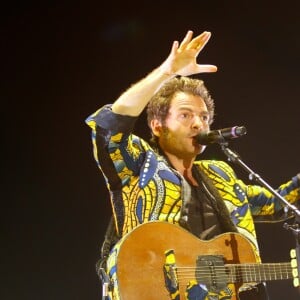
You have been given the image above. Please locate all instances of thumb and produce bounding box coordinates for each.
[197,64,218,73]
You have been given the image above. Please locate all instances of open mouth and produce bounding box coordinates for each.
[192,136,200,146]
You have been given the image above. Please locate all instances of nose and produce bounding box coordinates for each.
[192,115,204,130]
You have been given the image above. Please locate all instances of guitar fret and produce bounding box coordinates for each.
[226,263,292,283]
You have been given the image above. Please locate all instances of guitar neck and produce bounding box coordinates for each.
[226,262,293,283]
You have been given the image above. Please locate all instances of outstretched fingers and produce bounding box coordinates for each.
[178,30,194,50]
[169,40,179,56]
[163,30,217,76]
[189,31,211,52]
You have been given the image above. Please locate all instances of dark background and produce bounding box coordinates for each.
[2,1,300,299]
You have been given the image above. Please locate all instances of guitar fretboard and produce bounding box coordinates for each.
[226,262,292,283]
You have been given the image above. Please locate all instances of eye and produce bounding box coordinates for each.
[179,112,192,119]
[201,115,210,122]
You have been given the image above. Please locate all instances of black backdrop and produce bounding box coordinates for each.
[2,1,300,299]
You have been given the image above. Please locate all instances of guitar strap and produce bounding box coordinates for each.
[96,216,120,275]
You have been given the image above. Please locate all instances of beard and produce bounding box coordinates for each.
[159,126,206,157]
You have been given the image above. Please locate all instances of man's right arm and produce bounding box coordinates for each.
[111,30,217,117]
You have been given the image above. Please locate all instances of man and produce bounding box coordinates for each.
[86,30,300,299]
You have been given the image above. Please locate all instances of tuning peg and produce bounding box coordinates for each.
[290,249,296,259]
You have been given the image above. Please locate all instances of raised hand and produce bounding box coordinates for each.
[160,30,217,77]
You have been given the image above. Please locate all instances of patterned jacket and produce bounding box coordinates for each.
[86,104,300,299]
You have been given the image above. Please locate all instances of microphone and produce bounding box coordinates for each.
[196,126,247,145]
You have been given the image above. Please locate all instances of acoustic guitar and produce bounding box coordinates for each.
[114,221,299,299]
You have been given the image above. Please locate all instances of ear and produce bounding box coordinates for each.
[150,119,162,137]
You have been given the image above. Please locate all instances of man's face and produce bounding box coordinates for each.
[155,92,210,160]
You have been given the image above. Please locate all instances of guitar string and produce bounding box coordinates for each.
[173,263,293,282]
[175,274,292,283]
[176,264,292,273]
[176,263,291,270]
[175,272,292,278]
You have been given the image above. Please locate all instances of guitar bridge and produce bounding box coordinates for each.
[196,255,228,293]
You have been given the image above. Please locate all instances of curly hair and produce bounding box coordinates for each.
[146,76,215,145]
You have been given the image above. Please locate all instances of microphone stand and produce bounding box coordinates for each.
[218,140,300,287]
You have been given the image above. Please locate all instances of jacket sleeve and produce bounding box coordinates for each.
[85,104,148,188]
[246,174,300,221]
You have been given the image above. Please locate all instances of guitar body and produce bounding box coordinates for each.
[116,221,258,300]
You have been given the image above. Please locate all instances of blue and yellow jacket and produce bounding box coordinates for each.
[86,105,300,299]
